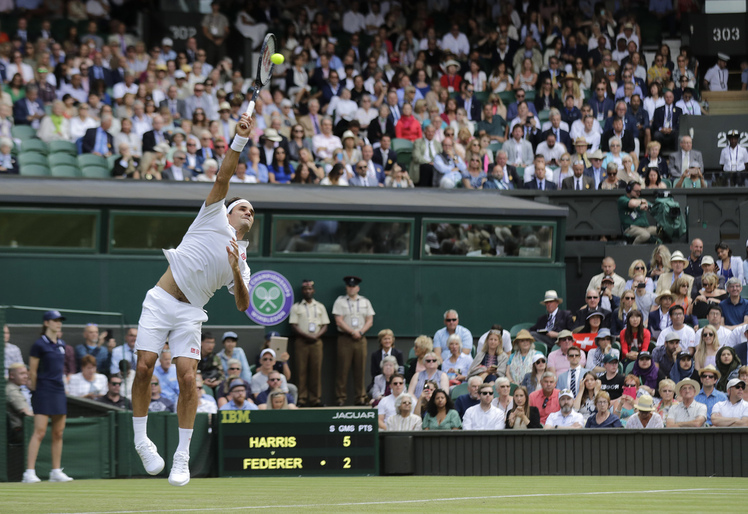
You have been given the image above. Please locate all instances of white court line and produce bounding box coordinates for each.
[52,488,731,514]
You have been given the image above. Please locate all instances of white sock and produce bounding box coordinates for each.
[133,416,148,445]
[51,468,61,473]
[26,469,35,473]
[177,428,193,454]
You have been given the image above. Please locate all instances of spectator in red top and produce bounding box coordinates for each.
[395,103,422,142]
[529,371,561,423]
[440,60,462,93]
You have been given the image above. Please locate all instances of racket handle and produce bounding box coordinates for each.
[245,100,256,117]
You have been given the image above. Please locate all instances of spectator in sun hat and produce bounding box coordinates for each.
[666,378,707,427]
[530,290,574,348]
[625,394,665,428]
[655,251,694,296]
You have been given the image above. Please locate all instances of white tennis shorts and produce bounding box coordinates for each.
[134,286,208,360]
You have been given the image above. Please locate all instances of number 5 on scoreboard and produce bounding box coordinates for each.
[343,435,351,447]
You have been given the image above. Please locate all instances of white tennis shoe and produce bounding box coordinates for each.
[49,469,74,482]
[135,439,165,475]
[168,451,190,487]
[22,470,41,483]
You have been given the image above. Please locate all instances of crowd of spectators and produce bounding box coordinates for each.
[7,237,748,435]
[2,0,747,188]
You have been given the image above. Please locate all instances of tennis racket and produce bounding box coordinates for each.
[241,33,277,129]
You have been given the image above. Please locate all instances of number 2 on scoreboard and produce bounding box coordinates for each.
[343,457,351,469]
[343,435,351,447]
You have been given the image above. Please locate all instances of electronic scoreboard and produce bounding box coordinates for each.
[218,409,379,477]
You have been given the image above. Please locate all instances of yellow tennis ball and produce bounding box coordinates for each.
[271,53,284,65]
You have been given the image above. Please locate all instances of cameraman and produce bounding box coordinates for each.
[618,181,658,244]
[674,165,706,189]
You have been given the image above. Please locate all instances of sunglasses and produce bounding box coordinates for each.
[634,266,645,270]
[111,382,122,386]
[268,378,281,381]
[261,357,273,361]
[542,397,550,408]
[587,296,599,299]
[425,359,437,363]
[228,367,241,370]
[151,382,159,386]
[391,381,404,385]
[568,353,580,358]
[480,391,493,396]
[734,384,746,390]
[536,359,546,363]
[624,383,637,387]
[445,318,457,322]
[702,374,716,379]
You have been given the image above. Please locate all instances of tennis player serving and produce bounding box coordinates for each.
[131,113,255,486]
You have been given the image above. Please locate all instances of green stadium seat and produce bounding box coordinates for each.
[21,138,48,155]
[524,90,536,102]
[18,153,48,167]
[396,150,412,168]
[698,318,708,328]
[498,91,515,105]
[450,382,468,399]
[81,166,111,179]
[510,383,518,395]
[509,322,534,339]
[107,154,121,170]
[11,125,36,140]
[534,341,547,356]
[51,165,83,178]
[19,164,51,177]
[48,140,79,156]
[48,153,79,167]
[611,341,622,353]
[77,154,108,168]
[391,138,414,153]
[624,361,635,375]
[487,142,503,154]
[474,91,490,104]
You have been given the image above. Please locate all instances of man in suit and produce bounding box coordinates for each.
[88,52,114,88]
[506,89,538,122]
[142,115,170,154]
[457,82,482,122]
[603,101,640,139]
[372,134,398,171]
[652,90,681,151]
[585,150,608,188]
[668,135,704,178]
[367,105,396,146]
[537,56,566,91]
[487,150,522,188]
[161,151,191,181]
[557,346,591,396]
[81,115,115,156]
[601,117,636,154]
[540,110,572,150]
[185,82,215,120]
[530,290,574,348]
[349,160,381,187]
[504,124,534,167]
[562,158,595,190]
[159,86,188,121]
[655,251,695,295]
[648,292,674,341]
[524,155,557,190]
[298,99,323,138]
[411,124,441,186]
[12,85,45,127]
[573,289,612,329]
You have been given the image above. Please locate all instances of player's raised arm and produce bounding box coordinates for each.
[205,113,253,206]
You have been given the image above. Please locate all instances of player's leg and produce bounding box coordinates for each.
[167,312,205,487]
[132,351,158,418]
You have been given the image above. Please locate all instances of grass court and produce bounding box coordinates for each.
[0,475,746,513]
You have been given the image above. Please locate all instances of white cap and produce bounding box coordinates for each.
[162,37,174,47]
[559,389,574,399]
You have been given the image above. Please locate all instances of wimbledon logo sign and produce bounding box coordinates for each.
[245,270,294,326]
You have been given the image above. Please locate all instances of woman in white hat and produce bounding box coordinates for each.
[339,130,361,167]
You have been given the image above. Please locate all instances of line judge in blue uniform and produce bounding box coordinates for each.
[24,310,74,483]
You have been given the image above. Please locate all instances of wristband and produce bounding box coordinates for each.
[230,135,249,153]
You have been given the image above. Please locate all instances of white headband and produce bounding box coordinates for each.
[227,199,250,214]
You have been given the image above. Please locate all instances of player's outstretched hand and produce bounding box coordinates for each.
[227,238,241,270]
[237,113,253,136]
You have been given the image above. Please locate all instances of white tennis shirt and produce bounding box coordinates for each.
[164,201,251,309]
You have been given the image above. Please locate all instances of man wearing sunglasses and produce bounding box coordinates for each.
[696,365,727,425]
[711,379,748,426]
[97,373,132,410]
[573,289,612,330]
[377,374,410,429]
[462,383,505,431]
[433,309,473,360]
